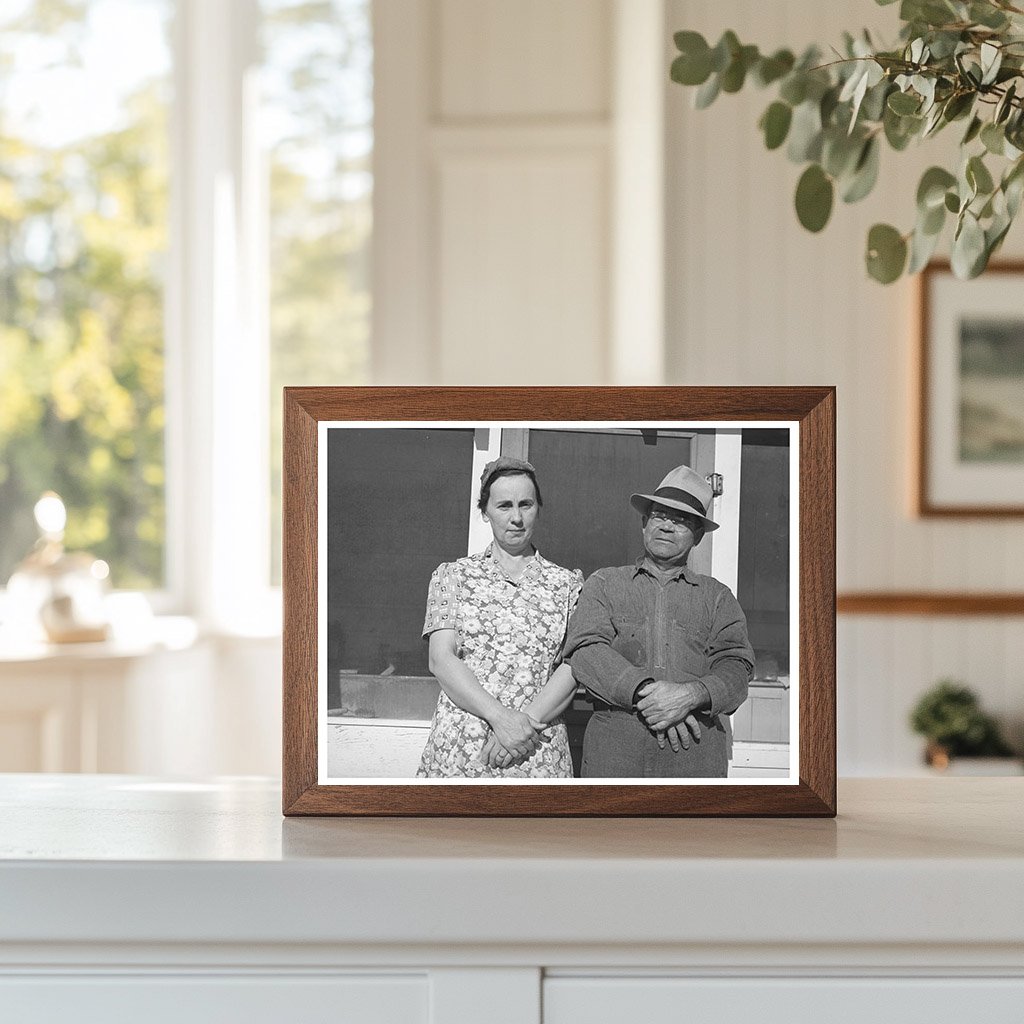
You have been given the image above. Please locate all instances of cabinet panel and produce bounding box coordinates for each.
[0,975,427,1024]
[545,977,1024,1023]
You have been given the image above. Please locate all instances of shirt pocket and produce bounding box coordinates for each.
[668,616,712,671]
[610,617,646,668]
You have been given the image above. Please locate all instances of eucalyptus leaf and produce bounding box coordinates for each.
[760,102,793,150]
[904,0,958,28]
[942,92,974,122]
[913,75,937,112]
[967,154,995,195]
[839,63,869,104]
[795,164,834,232]
[861,79,892,122]
[674,29,707,53]
[944,190,960,213]
[820,86,841,126]
[694,73,721,109]
[927,30,962,60]
[951,211,986,278]
[970,2,1009,30]
[721,45,759,93]
[671,36,713,87]
[995,82,1017,124]
[921,200,946,235]
[822,128,863,177]
[1006,171,1024,217]
[981,122,1005,155]
[922,103,946,137]
[986,213,1012,259]
[842,137,881,203]
[754,49,795,87]
[888,91,921,115]
[866,223,908,283]
[1003,157,1024,216]
[884,106,921,150]
[980,42,1002,87]
[917,166,957,210]
[962,115,983,145]
[908,221,943,273]
[710,31,740,73]
[779,74,807,106]
[787,100,824,162]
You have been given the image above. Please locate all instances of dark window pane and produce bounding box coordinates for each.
[525,429,695,579]
[737,431,790,677]
[326,428,473,706]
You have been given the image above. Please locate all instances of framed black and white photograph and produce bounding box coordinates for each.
[283,387,835,816]
[917,261,1024,517]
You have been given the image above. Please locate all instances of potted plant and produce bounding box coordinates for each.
[909,679,1018,771]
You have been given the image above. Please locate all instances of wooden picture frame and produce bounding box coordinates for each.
[917,261,1024,517]
[283,387,836,816]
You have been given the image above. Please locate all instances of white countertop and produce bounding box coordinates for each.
[1,775,1023,954]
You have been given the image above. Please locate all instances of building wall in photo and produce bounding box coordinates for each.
[325,425,791,778]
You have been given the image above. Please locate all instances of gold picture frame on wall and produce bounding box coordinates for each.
[282,386,836,817]
[917,261,1024,517]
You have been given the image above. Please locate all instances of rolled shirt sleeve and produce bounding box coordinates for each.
[699,585,755,717]
[563,571,652,709]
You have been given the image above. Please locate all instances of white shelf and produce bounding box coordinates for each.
[2,775,1022,1021]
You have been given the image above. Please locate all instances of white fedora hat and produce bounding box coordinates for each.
[629,464,719,532]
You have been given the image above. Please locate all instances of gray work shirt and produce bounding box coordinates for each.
[563,557,755,777]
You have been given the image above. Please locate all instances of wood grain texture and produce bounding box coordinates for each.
[838,592,1024,616]
[916,260,1024,518]
[282,391,319,813]
[282,387,836,817]
[798,388,837,813]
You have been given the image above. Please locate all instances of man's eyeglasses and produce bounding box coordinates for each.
[647,507,701,530]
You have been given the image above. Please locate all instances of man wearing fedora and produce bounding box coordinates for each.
[563,465,754,778]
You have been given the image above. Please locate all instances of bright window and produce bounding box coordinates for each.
[0,0,172,589]
[0,0,374,621]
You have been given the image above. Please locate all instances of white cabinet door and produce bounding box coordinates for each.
[0,975,428,1024]
[544,977,1024,1023]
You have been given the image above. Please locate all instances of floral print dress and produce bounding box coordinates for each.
[417,545,584,778]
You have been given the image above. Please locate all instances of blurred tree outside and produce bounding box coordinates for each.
[0,0,171,589]
[0,0,373,596]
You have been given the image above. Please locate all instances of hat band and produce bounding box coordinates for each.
[652,486,707,516]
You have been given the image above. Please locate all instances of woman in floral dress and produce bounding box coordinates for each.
[417,457,583,778]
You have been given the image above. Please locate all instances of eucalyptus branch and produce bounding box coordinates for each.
[670,2,1024,283]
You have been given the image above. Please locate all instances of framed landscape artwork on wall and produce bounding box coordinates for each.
[282,387,836,817]
[918,262,1024,517]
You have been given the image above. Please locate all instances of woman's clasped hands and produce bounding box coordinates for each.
[480,706,548,768]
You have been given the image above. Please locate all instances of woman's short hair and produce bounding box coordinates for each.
[477,468,543,513]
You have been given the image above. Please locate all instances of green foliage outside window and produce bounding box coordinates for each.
[0,1,169,588]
